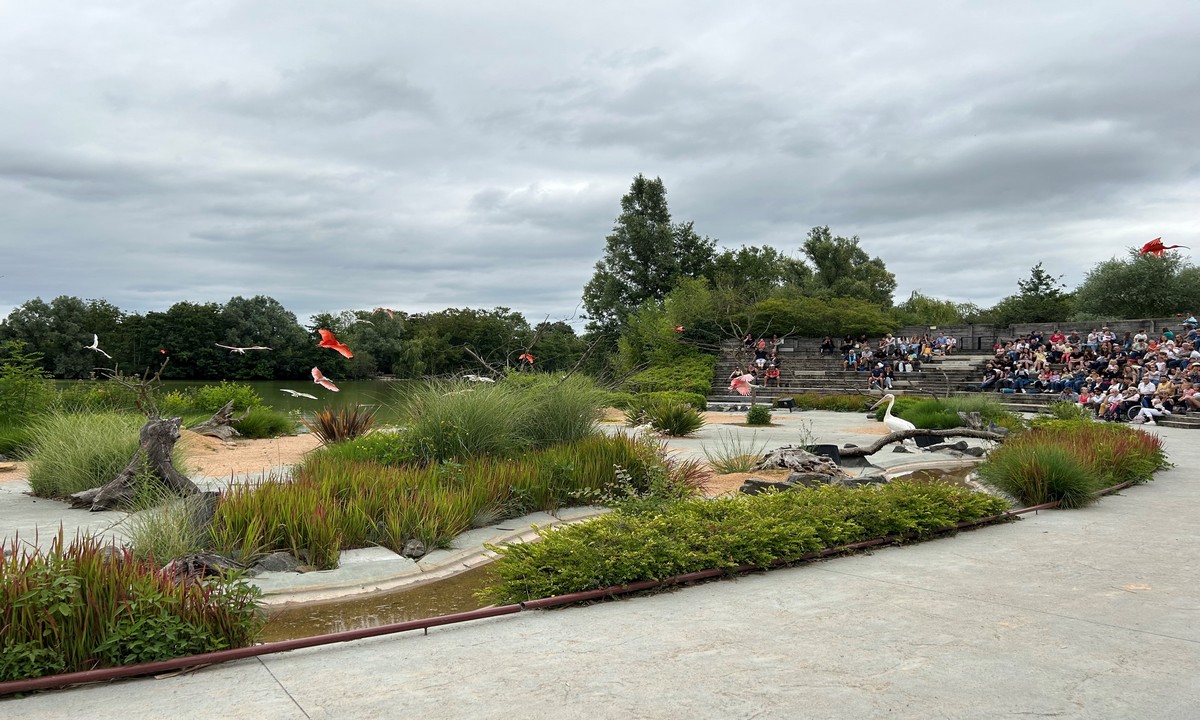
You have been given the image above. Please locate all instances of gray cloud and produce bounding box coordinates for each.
[2,0,1199,327]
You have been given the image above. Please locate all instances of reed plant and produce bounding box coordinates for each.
[301,404,378,445]
[978,422,1166,507]
[400,381,529,463]
[649,401,706,436]
[25,412,186,498]
[516,374,606,446]
[703,430,767,474]
[210,433,666,569]
[0,531,263,681]
[124,491,211,563]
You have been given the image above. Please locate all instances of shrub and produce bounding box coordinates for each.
[0,340,55,421]
[400,381,529,463]
[647,401,706,437]
[481,480,1011,604]
[233,406,296,439]
[187,382,264,414]
[1046,401,1092,421]
[318,431,417,466]
[25,413,186,499]
[640,390,707,411]
[703,430,767,473]
[0,421,34,457]
[746,404,772,426]
[0,532,263,681]
[54,381,141,413]
[517,374,606,447]
[783,394,870,412]
[604,391,636,410]
[624,354,716,396]
[302,404,378,445]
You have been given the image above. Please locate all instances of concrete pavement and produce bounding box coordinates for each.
[4,416,1198,718]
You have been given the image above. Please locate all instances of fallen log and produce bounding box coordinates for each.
[839,427,1007,458]
[69,416,200,511]
[189,399,248,441]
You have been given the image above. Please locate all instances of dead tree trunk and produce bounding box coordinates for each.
[839,427,1007,458]
[70,417,200,511]
[189,400,247,441]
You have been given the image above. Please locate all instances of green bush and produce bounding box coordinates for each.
[978,444,1102,508]
[0,533,262,681]
[0,422,34,457]
[25,413,186,498]
[517,374,606,447]
[125,492,211,563]
[233,406,296,439]
[746,404,773,426]
[318,431,417,466]
[185,382,264,414]
[641,390,707,411]
[604,391,636,410]
[647,402,706,437]
[0,340,55,421]
[1046,401,1092,421]
[782,394,870,412]
[624,354,716,396]
[55,381,141,413]
[481,481,1011,603]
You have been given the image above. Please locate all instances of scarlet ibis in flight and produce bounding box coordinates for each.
[216,343,272,354]
[311,367,340,392]
[1139,237,1190,257]
[317,329,354,359]
[84,334,112,359]
[373,307,395,319]
[674,326,684,332]
[518,352,534,365]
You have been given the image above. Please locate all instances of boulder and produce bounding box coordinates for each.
[252,550,303,574]
[892,445,914,453]
[402,539,427,559]
[963,446,988,457]
[926,440,969,452]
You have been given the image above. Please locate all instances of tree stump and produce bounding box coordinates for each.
[69,416,201,511]
[189,400,247,441]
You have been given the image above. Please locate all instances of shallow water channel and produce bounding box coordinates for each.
[261,564,499,642]
[260,465,982,642]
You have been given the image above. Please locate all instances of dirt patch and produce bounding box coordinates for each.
[177,431,321,478]
[701,469,791,497]
[842,425,891,436]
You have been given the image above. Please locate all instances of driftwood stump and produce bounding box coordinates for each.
[69,416,200,511]
[189,400,247,441]
[839,428,1007,459]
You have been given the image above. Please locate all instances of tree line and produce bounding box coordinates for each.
[4,173,1197,380]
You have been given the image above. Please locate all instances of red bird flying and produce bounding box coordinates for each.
[317,329,354,359]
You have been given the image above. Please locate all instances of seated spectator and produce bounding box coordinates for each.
[1177,381,1200,412]
[1132,396,1172,425]
[765,363,781,387]
[819,336,834,355]
[742,333,754,349]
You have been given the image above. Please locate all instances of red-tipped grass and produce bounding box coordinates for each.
[0,530,263,682]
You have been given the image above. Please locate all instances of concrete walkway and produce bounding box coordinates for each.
[4,418,1199,718]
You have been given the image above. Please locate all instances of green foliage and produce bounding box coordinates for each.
[55,380,142,413]
[0,421,34,457]
[1074,249,1200,319]
[301,404,378,445]
[748,295,895,337]
[481,481,1011,603]
[638,390,707,411]
[513,374,606,447]
[892,291,966,327]
[125,492,211,563]
[0,533,262,681]
[879,396,1016,430]
[0,340,55,421]
[186,381,264,414]
[211,434,667,568]
[647,402,706,437]
[979,423,1167,508]
[801,226,897,306]
[25,413,186,498]
[745,404,773,426]
[583,174,716,334]
[624,353,715,396]
[233,406,296,439]
[1046,401,1092,421]
[703,430,767,473]
[779,394,870,412]
[988,263,1075,327]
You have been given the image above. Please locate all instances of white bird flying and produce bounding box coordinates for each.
[216,344,272,354]
[84,334,112,359]
[280,389,318,399]
[869,393,917,434]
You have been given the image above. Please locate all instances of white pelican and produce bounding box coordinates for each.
[216,343,272,354]
[870,393,916,434]
[84,334,112,359]
[280,388,318,399]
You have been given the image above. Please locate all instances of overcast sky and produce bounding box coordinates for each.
[2,1,1198,327]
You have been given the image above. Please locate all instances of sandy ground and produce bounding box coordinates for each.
[176,430,322,478]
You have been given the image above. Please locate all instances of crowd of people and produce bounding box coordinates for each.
[976,320,1200,425]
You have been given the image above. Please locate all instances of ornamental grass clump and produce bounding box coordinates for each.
[302,404,378,445]
[25,412,186,498]
[0,532,263,682]
[481,480,1011,604]
[978,422,1166,508]
[233,406,297,439]
[703,430,767,474]
[648,401,706,436]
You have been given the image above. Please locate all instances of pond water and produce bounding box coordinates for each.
[260,563,498,642]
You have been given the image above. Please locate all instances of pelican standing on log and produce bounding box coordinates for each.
[870,393,915,434]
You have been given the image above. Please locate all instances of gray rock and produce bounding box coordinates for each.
[927,440,969,452]
[402,539,427,559]
[739,477,795,495]
[892,445,914,453]
[253,550,303,573]
[783,472,835,488]
[963,446,988,457]
[836,473,887,487]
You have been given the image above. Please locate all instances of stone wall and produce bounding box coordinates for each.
[892,317,1189,353]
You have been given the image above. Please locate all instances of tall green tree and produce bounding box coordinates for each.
[583,175,716,333]
[709,245,809,301]
[801,226,897,306]
[1074,250,1200,319]
[988,263,1074,326]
